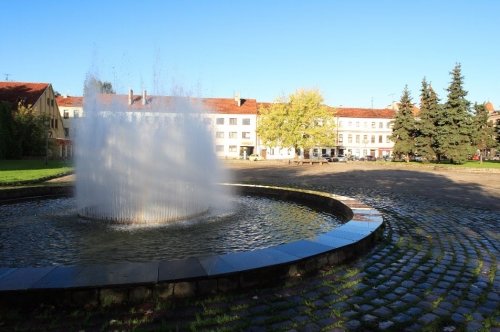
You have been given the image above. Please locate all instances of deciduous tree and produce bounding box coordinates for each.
[257,89,336,158]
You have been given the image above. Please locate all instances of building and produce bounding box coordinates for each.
[56,89,397,161]
[64,90,258,159]
[334,108,395,159]
[55,95,83,138]
[0,81,72,158]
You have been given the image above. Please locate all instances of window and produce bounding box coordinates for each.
[216,118,224,125]
[229,132,237,139]
[63,111,69,119]
[242,132,251,139]
[348,134,353,144]
[379,122,383,128]
[356,121,360,127]
[242,118,251,125]
[47,98,50,106]
[338,134,343,144]
[64,128,69,137]
[356,135,360,143]
[363,135,368,144]
[379,135,383,143]
[348,121,352,127]
[215,145,224,152]
[386,122,391,128]
[216,131,224,139]
[229,145,237,152]
[229,118,237,125]
[51,99,54,107]
[371,135,375,143]
[74,110,79,118]
[371,122,376,128]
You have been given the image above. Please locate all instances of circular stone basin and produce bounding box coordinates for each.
[0,190,342,268]
[0,184,384,303]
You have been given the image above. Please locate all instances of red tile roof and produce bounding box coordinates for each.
[71,94,258,114]
[0,82,49,106]
[56,96,83,107]
[333,107,396,119]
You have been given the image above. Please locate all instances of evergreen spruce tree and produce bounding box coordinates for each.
[471,103,497,162]
[390,85,416,162]
[437,63,474,164]
[414,78,439,161]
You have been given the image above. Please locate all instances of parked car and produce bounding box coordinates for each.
[332,155,347,162]
[321,154,332,162]
[248,154,263,161]
[365,155,376,161]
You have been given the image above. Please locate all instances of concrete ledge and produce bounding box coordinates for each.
[0,184,384,306]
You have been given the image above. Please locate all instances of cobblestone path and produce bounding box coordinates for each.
[151,167,498,331]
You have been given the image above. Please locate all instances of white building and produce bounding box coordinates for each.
[334,108,395,159]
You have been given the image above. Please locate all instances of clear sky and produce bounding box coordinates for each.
[1,0,499,109]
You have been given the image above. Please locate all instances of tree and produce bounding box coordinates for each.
[0,101,47,159]
[436,63,474,164]
[257,89,336,158]
[471,103,497,162]
[0,102,15,158]
[414,78,440,161]
[390,86,416,162]
[84,76,115,95]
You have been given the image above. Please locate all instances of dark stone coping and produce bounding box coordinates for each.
[0,184,384,306]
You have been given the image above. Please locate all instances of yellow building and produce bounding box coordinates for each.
[0,81,72,158]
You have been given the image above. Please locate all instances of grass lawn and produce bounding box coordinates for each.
[388,160,500,169]
[0,159,74,185]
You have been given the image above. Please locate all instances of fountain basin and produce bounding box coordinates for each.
[0,184,384,306]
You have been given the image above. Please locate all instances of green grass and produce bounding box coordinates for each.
[0,159,73,185]
[390,160,500,169]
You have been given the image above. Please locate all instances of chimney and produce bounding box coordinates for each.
[128,89,133,105]
[234,92,241,107]
[142,90,147,105]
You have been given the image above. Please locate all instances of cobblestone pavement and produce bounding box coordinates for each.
[1,162,499,331]
[157,163,499,331]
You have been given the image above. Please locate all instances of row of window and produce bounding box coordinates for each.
[216,131,251,139]
[215,145,239,153]
[63,110,80,119]
[215,118,252,125]
[339,120,391,129]
[338,134,391,144]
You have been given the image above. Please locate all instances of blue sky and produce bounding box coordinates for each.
[2,0,499,108]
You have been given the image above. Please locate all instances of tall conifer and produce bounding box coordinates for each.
[471,103,497,162]
[436,63,474,164]
[390,86,416,162]
[415,78,439,161]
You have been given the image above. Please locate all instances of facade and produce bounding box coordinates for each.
[54,89,399,161]
[0,81,72,158]
[55,95,84,138]
[257,106,396,160]
[334,108,395,159]
[203,96,258,159]
[65,90,258,159]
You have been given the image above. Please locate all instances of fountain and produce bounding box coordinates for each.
[0,75,384,304]
[76,76,228,224]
